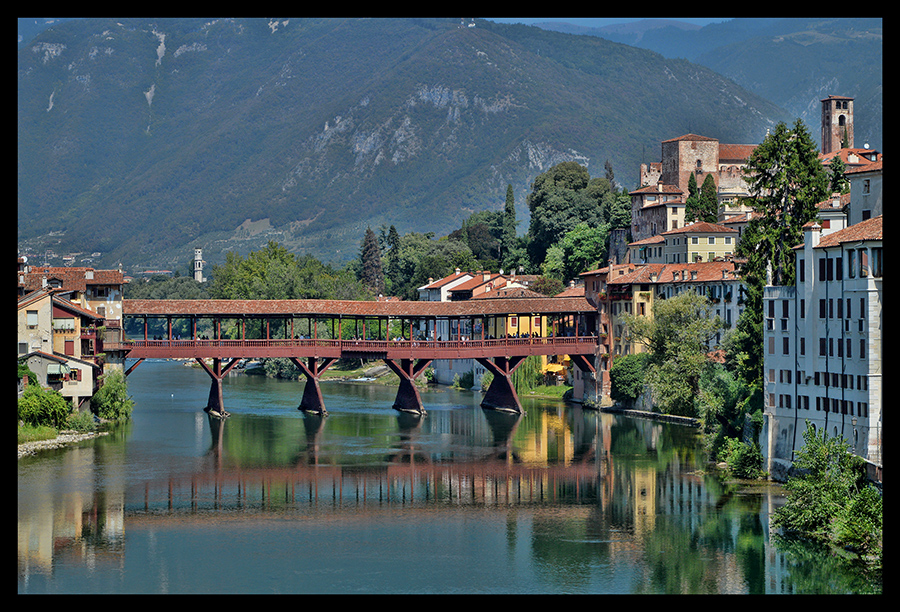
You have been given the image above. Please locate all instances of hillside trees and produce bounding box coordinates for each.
[209,240,371,301]
[526,161,612,267]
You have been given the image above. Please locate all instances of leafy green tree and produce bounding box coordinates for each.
[530,275,564,296]
[557,221,610,281]
[623,290,724,417]
[609,352,650,405]
[773,425,882,562]
[540,244,565,281]
[125,274,210,299]
[91,369,133,422]
[359,227,384,294]
[526,161,611,265]
[601,187,632,230]
[684,172,700,221]
[18,384,71,428]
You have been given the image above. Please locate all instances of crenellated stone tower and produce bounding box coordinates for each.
[821,95,854,155]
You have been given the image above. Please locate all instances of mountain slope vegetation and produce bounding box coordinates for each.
[18,17,790,272]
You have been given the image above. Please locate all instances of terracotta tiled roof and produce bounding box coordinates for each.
[123,297,597,318]
[630,183,683,196]
[814,215,882,249]
[661,221,738,235]
[419,270,471,290]
[819,148,882,168]
[628,235,666,247]
[473,286,546,299]
[20,266,125,294]
[845,158,883,174]
[662,133,718,143]
[554,284,585,298]
[718,143,757,163]
[607,261,739,286]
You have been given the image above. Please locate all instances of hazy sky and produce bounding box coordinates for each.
[484,17,732,28]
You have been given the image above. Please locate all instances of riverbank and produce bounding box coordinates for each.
[17,430,109,460]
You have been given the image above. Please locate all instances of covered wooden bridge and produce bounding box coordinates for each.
[120,297,600,416]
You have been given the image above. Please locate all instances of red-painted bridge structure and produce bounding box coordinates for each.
[119,297,600,416]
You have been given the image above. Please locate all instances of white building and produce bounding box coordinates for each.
[762,214,882,476]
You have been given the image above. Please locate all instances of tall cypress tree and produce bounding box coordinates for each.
[502,184,516,259]
[359,227,384,295]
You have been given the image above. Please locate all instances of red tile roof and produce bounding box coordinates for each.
[607,261,740,286]
[20,266,125,294]
[662,133,718,143]
[814,215,882,249]
[630,183,683,196]
[661,221,738,235]
[718,143,757,163]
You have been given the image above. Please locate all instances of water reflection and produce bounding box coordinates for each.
[17,363,874,594]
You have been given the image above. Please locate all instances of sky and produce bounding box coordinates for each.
[484,17,732,28]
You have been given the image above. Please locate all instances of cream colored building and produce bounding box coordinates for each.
[660,221,738,264]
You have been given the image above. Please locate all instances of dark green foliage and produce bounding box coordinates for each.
[359,227,384,294]
[530,276,564,297]
[125,274,210,299]
[208,240,372,301]
[91,369,133,422]
[18,384,71,428]
[501,184,517,264]
[609,352,650,404]
[526,162,612,266]
[717,437,763,479]
[740,119,829,287]
[773,425,882,562]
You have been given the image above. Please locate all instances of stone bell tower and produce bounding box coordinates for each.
[821,95,854,155]
[193,248,205,282]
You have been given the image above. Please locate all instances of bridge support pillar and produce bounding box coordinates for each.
[476,356,526,414]
[196,358,242,418]
[290,357,338,415]
[383,358,432,415]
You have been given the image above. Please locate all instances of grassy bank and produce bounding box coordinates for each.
[18,423,58,444]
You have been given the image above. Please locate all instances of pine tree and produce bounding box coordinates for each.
[740,119,829,287]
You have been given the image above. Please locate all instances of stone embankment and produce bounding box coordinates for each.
[17,430,108,459]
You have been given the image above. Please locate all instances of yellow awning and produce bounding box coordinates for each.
[545,363,564,372]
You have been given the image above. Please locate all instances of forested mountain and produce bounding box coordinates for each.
[18,17,791,273]
[538,17,883,151]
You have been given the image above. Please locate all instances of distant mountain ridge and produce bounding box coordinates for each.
[18,17,791,273]
[534,17,883,152]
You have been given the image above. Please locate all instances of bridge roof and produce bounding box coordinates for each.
[123,297,596,318]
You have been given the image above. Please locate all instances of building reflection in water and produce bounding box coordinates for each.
[18,406,790,593]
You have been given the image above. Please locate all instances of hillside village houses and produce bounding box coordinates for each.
[17,259,129,409]
[587,94,882,474]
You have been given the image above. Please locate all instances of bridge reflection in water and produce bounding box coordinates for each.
[120,297,601,416]
[129,408,611,517]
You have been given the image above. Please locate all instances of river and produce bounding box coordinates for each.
[17,359,874,594]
